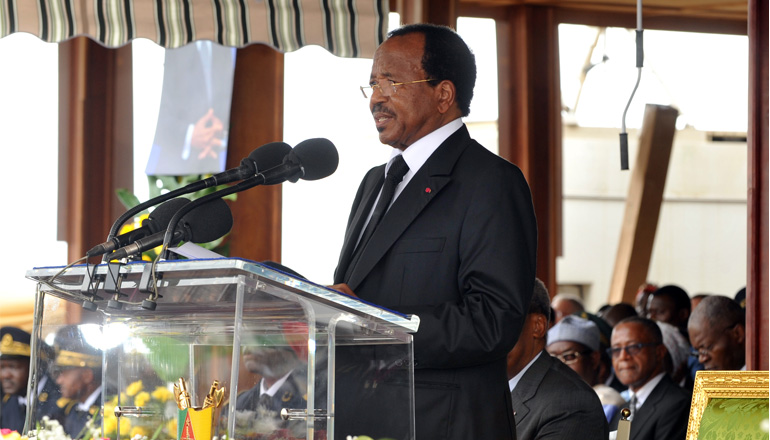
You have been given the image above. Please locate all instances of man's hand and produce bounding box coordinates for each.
[328,283,358,298]
[191,108,225,159]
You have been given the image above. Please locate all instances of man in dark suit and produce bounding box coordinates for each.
[508,280,608,439]
[608,317,690,440]
[330,23,537,440]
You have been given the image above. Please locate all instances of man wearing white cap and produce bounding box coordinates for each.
[546,315,626,423]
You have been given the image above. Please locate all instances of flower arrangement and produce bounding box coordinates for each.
[103,380,177,440]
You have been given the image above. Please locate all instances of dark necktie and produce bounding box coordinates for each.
[346,155,409,277]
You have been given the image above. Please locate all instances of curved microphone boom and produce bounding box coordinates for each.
[103,141,291,249]
[108,198,234,261]
[157,138,339,259]
[87,198,190,257]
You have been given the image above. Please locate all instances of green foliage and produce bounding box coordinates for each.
[115,174,236,259]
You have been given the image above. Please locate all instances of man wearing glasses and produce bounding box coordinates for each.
[608,317,690,440]
[687,295,746,371]
[331,23,537,440]
[546,315,626,423]
[506,279,607,439]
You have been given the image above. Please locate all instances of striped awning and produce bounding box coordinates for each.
[0,0,388,58]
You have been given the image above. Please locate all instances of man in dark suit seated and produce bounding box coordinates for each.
[687,295,746,371]
[608,317,690,440]
[52,325,103,439]
[507,279,608,440]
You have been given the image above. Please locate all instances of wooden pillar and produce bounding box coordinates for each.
[746,0,768,370]
[395,0,458,27]
[608,105,678,305]
[58,37,133,264]
[225,44,284,263]
[496,6,562,296]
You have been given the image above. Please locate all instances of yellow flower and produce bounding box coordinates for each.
[134,391,151,407]
[152,386,173,403]
[103,416,118,435]
[166,419,178,436]
[130,426,150,439]
[119,417,132,433]
[126,380,143,397]
[118,214,149,236]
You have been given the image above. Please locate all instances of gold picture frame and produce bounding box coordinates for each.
[686,370,769,440]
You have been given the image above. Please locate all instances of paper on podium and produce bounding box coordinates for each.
[170,242,225,259]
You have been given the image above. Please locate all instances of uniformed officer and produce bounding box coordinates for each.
[0,327,32,433]
[53,325,102,438]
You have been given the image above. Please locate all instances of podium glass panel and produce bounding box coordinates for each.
[26,258,418,440]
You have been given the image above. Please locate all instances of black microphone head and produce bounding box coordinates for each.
[179,198,234,243]
[143,197,190,234]
[291,138,339,181]
[246,141,292,173]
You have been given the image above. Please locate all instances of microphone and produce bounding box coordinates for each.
[156,138,338,259]
[198,141,292,187]
[108,198,233,261]
[256,138,339,185]
[103,141,291,249]
[86,198,190,257]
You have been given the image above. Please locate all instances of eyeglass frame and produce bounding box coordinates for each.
[689,322,739,358]
[360,78,437,98]
[552,349,593,365]
[606,342,660,358]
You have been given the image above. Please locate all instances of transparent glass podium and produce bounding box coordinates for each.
[26,258,419,440]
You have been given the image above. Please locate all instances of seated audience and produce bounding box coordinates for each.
[646,284,691,342]
[608,317,690,440]
[550,293,585,324]
[655,321,692,390]
[546,315,626,423]
[687,295,746,371]
[634,283,658,318]
[601,303,637,328]
[690,293,710,312]
[508,279,607,439]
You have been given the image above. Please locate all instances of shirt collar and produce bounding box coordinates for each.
[78,386,102,412]
[387,117,463,182]
[630,372,666,408]
[259,370,294,397]
[508,351,543,392]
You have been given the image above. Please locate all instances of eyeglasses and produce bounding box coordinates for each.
[360,78,436,98]
[606,343,659,358]
[553,350,592,365]
[689,323,738,358]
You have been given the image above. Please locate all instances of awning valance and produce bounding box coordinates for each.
[0,0,388,58]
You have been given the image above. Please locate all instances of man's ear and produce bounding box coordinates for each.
[531,313,548,339]
[82,368,94,385]
[731,323,746,344]
[435,80,456,114]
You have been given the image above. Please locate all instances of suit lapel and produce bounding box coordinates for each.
[334,168,385,283]
[346,127,472,291]
[510,351,551,426]
[630,376,669,440]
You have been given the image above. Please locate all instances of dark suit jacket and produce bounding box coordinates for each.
[511,351,609,440]
[609,375,691,440]
[334,126,538,440]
